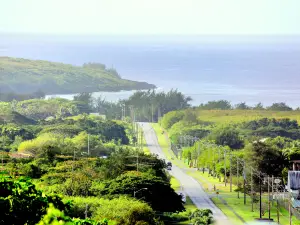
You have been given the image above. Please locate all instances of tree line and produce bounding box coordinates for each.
[198,100,295,111]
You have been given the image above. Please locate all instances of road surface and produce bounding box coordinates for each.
[140,122,233,225]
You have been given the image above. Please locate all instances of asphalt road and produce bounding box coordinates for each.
[140,122,233,225]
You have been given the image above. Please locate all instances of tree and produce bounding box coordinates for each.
[209,127,244,149]
[37,203,108,225]
[160,111,185,129]
[0,177,70,225]
[74,93,94,113]
[199,100,232,110]
[245,141,289,176]
[235,102,250,110]
[267,102,293,111]
[253,102,264,110]
[98,172,185,213]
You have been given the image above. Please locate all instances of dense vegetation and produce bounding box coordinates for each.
[0,57,155,94]
[0,92,214,225]
[160,102,300,186]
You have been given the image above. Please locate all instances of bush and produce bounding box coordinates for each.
[65,196,157,225]
[37,203,108,225]
[98,172,185,213]
[0,177,70,225]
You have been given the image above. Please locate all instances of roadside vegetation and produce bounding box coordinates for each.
[157,100,300,225]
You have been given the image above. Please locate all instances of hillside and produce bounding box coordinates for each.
[0,57,156,94]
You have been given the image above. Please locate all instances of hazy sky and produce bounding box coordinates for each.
[1,0,300,35]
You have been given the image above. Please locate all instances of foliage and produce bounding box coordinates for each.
[94,89,192,122]
[98,172,185,213]
[267,102,293,111]
[245,141,289,176]
[208,126,244,149]
[241,118,300,140]
[160,111,185,129]
[65,196,157,225]
[199,100,232,110]
[190,209,213,225]
[0,177,70,225]
[235,102,250,110]
[14,98,80,120]
[73,93,94,113]
[0,57,155,94]
[37,204,108,225]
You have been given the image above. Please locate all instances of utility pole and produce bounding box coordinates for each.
[243,161,246,205]
[224,149,227,186]
[251,168,254,212]
[157,106,161,122]
[213,146,215,177]
[140,129,143,151]
[218,148,221,182]
[237,158,240,199]
[137,152,139,172]
[87,134,90,156]
[272,175,274,206]
[230,153,232,192]
[268,175,271,220]
[123,104,126,120]
[259,175,262,219]
[136,124,139,148]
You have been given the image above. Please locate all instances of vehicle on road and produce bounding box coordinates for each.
[167,165,172,170]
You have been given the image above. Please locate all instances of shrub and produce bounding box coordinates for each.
[65,196,157,225]
[0,177,70,225]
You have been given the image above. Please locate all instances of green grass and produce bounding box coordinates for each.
[142,134,151,155]
[195,110,300,124]
[170,177,181,191]
[184,196,197,211]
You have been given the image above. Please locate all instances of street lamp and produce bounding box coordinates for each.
[134,188,148,198]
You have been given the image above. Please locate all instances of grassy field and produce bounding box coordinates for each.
[142,135,151,155]
[195,110,300,124]
[152,122,300,225]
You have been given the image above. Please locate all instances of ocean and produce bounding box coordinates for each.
[1,34,300,107]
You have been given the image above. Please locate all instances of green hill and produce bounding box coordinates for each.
[0,57,156,94]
